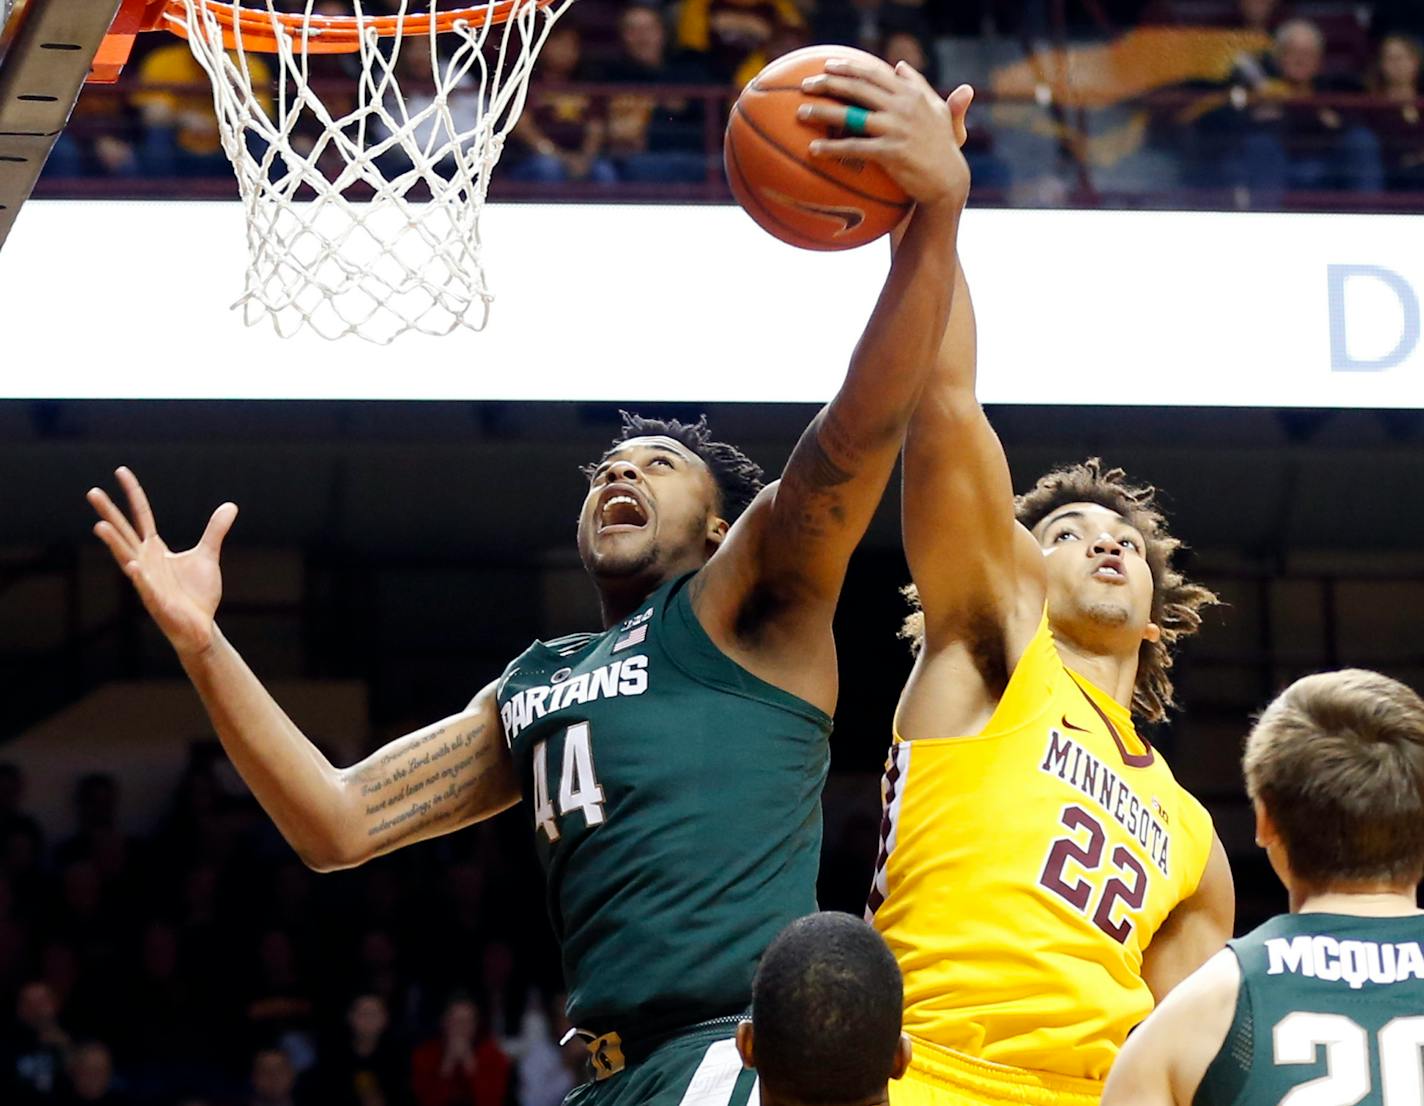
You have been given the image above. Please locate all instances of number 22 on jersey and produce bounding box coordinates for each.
[533,722,607,842]
[1038,804,1150,943]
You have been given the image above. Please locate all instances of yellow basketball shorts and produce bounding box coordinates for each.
[889,1038,1103,1106]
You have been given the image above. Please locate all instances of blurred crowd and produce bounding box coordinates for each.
[0,752,569,1106]
[0,754,879,1106]
[33,0,1424,205]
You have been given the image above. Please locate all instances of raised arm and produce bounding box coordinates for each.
[759,67,970,602]
[899,244,1044,656]
[695,64,972,701]
[87,468,519,872]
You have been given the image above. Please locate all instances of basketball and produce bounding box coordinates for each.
[725,45,913,252]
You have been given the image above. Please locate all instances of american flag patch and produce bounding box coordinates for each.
[613,625,648,652]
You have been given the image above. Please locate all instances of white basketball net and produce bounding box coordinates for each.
[169,0,574,342]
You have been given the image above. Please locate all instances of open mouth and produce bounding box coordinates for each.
[596,485,650,532]
[1093,555,1126,582]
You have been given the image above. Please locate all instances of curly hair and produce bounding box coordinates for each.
[584,411,766,522]
[901,459,1219,723]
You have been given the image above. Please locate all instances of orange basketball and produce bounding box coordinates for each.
[725,45,912,251]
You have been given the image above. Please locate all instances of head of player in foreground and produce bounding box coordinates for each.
[1100,668,1424,1106]
[737,912,911,1106]
[1244,667,1424,907]
[578,411,765,620]
[905,457,1218,722]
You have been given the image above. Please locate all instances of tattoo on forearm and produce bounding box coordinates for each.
[798,416,856,490]
[355,718,505,848]
[781,411,862,536]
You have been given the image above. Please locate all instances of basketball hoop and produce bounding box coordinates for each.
[149,0,574,342]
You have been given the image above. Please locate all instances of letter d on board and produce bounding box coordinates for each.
[1328,264,1420,372]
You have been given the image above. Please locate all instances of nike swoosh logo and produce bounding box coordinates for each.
[760,188,865,236]
[1070,680,1155,768]
[1060,715,1091,733]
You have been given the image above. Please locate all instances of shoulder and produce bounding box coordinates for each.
[1117,949,1242,1106]
[1170,946,1244,1010]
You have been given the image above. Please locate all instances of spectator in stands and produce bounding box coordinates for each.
[880,27,939,88]
[1369,34,1424,192]
[1229,19,1383,203]
[3,980,72,1103]
[878,27,1011,189]
[1232,0,1281,34]
[249,1048,303,1106]
[118,920,207,1101]
[355,930,411,1022]
[508,24,617,184]
[676,0,805,87]
[603,3,712,184]
[47,861,125,1037]
[309,993,409,1106]
[57,1041,127,1106]
[513,992,577,1106]
[244,930,317,1074]
[130,41,273,178]
[367,32,483,180]
[410,995,510,1106]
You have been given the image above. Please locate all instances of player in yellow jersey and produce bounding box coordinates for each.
[868,243,1237,1104]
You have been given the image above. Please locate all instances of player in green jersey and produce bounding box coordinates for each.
[1102,668,1424,1106]
[737,912,911,1106]
[87,63,974,1106]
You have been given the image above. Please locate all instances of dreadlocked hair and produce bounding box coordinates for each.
[584,411,766,521]
[900,459,1219,724]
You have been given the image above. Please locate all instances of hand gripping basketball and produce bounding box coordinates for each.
[799,61,973,208]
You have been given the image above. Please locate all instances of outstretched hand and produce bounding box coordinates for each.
[87,467,238,658]
[799,59,973,210]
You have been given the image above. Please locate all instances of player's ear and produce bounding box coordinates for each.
[1253,798,1276,849]
[890,1033,912,1081]
[735,1020,755,1070]
[706,514,730,548]
[1141,620,1162,644]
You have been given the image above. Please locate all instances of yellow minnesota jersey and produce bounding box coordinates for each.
[869,611,1215,1085]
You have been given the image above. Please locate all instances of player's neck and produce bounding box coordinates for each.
[1055,639,1140,713]
[596,583,657,628]
[594,552,707,626]
[1293,886,1422,917]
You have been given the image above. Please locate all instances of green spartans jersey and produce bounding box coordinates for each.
[1196,912,1424,1106]
[495,571,832,1046]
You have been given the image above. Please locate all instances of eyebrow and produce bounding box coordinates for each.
[1041,508,1132,533]
[1042,509,1088,531]
[593,443,687,473]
